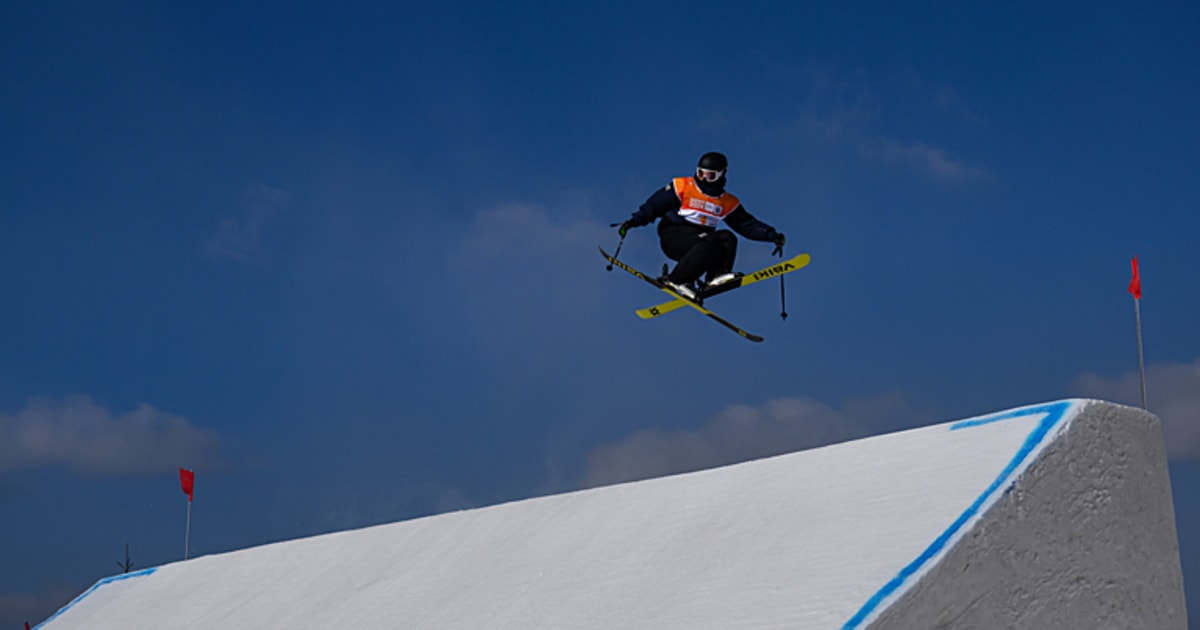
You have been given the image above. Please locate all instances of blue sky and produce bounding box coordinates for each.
[2,1,1198,625]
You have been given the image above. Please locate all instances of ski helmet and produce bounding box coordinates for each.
[697,151,728,172]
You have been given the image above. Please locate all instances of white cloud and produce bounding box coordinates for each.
[0,396,226,475]
[444,202,615,343]
[582,393,932,488]
[1070,358,1200,460]
[857,138,995,183]
[932,86,986,126]
[778,64,994,184]
[452,202,610,267]
[204,183,289,261]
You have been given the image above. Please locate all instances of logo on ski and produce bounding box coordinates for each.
[750,261,797,282]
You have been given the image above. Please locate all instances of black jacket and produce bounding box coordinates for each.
[627,178,779,242]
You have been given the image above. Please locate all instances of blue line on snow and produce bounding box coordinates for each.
[841,400,1073,629]
[34,567,158,629]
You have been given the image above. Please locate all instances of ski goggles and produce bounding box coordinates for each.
[696,167,725,182]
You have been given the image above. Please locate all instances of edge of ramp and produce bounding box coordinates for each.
[843,400,1076,628]
[35,568,158,629]
[866,399,1187,629]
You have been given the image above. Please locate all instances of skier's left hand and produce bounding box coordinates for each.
[770,231,786,255]
[618,221,633,238]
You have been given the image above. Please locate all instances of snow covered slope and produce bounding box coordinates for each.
[37,399,1187,629]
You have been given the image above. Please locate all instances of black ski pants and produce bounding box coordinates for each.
[657,222,738,285]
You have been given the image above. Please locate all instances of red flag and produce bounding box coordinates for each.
[1128,256,1142,300]
[179,468,195,502]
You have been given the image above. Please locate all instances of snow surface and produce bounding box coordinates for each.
[35,400,1145,628]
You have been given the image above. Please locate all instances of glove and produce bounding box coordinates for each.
[618,220,633,238]
[770,231,786,256]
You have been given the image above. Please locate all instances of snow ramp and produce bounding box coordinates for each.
[38,399,1186,629]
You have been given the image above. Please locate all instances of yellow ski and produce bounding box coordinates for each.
[635,252,811,319]
[600,247,764,342]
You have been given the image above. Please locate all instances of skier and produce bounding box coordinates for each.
[618,151,785,300]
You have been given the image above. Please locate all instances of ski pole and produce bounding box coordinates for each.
[774,242,788,321]
[606,223,626,271]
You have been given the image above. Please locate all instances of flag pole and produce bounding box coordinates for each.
[183,496,190,559]
[1133,296,1147,410]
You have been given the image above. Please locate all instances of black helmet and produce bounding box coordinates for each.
[698,151,728,172]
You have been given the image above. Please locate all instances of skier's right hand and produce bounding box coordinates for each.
[618,221,633,238]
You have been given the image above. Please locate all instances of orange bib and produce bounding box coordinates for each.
[672,177,740,227]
